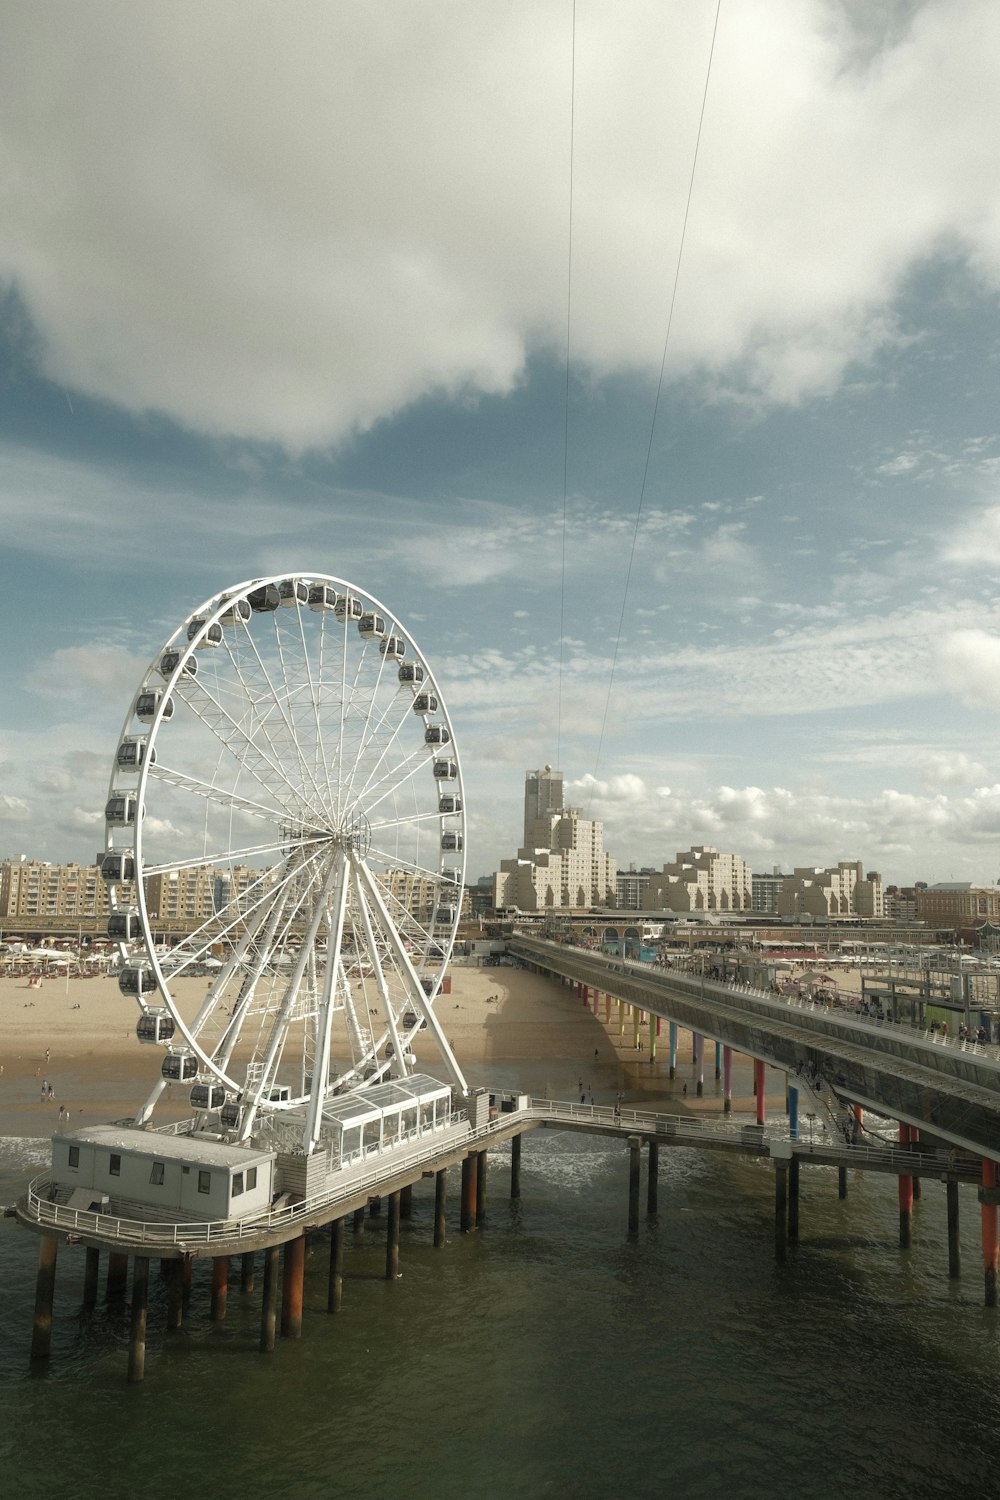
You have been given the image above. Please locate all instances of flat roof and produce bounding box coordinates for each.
[59,1124,274,1170]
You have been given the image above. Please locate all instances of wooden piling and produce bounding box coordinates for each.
[128,1256,149,1384]
[434,1168,447,1247]
[386,1191,401,1280]
[30,1234,58,1364]
[260,1244,279,1352]
[328,1217,344,1312]
[281,1235,305,1338]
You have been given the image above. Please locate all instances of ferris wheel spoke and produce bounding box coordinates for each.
[293,597,335,813]
[352,865,405,1072]
[343,730,430,829]
[156,857,303,982]
[266,610,334,817]
[140,830,329,878]
[145,760,297,826]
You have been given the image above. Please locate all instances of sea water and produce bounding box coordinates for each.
[1,1127,999,1500]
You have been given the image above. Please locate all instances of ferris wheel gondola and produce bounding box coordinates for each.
[102,573,469,1154]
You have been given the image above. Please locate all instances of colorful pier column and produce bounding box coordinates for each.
[605,994,612,1023]
[788,1157,800,1244]
[723,1046,733,1113]
[632,1007,642,1050]
[82,1246,100,1310]
[386,1191,401,1280]
[947,1179,961,1279]
[982,1159,999,1307]
[787,1084,799,1140]
[476,1150,488,1221]
[281,1235,305,1338]
[30,1234,58,1364]
[240,1251,256,1295]
[581,984,589,1007]
[510,1134,522,1201]
[128,1256,149,1384]
[328,1217,345,1312]
[618,1000,626,1041]
[647,1140,659,1216]
[106,1250,129,1301]
[648,1011,657,1061]
[668,1022,678,1080]
[460,1152,478,1232]
[714,1041,722,1081]
[694,1033,705,1098]
[754,1060,766,1125]
[898,1123,914,1249]
[210,1254,229,1322]
[434,1167,447,1247]
[260,1244,279,1352]
[774,1162,788,1260]
[627,1136,642,1237]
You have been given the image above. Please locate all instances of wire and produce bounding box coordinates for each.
[593,0,722,778]
[556,0,577,773]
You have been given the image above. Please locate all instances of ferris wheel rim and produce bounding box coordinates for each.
[104,572,467,1132]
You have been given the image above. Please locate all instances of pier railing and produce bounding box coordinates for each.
[19,1094,979,1249]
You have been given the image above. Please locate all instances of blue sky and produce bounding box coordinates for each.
[3,0,1000,887]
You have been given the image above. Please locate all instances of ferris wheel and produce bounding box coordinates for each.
[102,574,469,1154]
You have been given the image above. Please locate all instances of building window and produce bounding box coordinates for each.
[149,1161,165,1186]
[198,1170,211,1194]
[68,1145,80,1169]
[109,1153,121,1176]
[232,1171,244,1196]
[247,1167,257,1190]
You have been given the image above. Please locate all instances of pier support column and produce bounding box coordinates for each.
[353,1205,366,1236]
[947,1179,961,1279]
[898,1124,913,1249]
[128,1256,149,1385]
[982,1159,999,1307]
[181,1253,192,1309]
[714,1041,722,1081]
[260,1245,279,1352]
[82,1246,100,1310]
[910,1127,921,1201]
[328,1217,344,1312]
[632,1008,642,1050]
[694,1033,704,1097]
[434,1168,447,1247]
[774,1163,788,1260]
[668,1022,677,1080]
[788,1157,800,1244]
[240,1251,256,1295]
[723,1046,732,1113]
[369,1196,381,1219]
[647,1140,659,1216]
[510,1134,522,1201]
[476,1150,488,1222]
[754,1060,766,1125]
[386,1191,401,1280]
[210,1255,229,1322]
[106,1250,129,1301]
[648,1011,656,1061]
[281,1235,305,1339]
[460,1153,478,1233]
[30,1234,58,1364]
[627,1136,641,1237]
[788,1085,799,1141]
[400,1184,413,1220]
[618,1000,625,1040]
[838,1165,848,1200]
[605,994,611,1023]
[166,1259,184,1330]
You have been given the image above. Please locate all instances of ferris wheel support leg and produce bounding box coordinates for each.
[351,863,405,1076]
[304,862,350,1153]
[136,1076,169,1127]
[353,859,469,1096]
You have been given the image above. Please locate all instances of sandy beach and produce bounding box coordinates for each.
[0,959,858,1140]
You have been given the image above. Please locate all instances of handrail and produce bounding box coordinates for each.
[20,1092,981,1248]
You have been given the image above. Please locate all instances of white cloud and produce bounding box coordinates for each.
[2,1,1000,446]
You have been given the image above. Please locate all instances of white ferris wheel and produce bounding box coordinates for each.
[103,574,469,1154]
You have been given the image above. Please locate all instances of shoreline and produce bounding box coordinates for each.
[0,962,823,1140]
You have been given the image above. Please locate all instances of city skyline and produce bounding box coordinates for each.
[3,3,1000,887]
